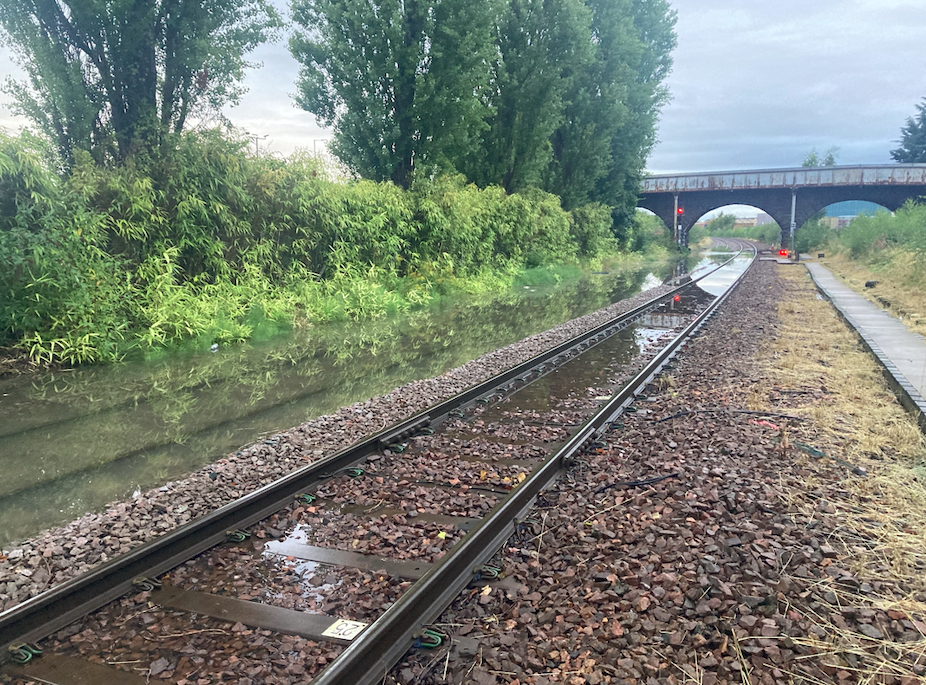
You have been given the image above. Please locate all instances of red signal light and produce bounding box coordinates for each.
[673,295,681,302]
[676,207,684,215]
[778,249,788,256]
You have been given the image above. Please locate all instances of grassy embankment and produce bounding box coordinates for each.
[800,203,926,338]
[0,130,670,370]
[694,201,926,338]
[761,266,926,682]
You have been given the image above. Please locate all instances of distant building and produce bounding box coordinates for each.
[756,212,775,226]
[820,200,883,230]
[734,216,757,228]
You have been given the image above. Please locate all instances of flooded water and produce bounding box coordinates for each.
[0,256,726,545]
[479,281,721,417]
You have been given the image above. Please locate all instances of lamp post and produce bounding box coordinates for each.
[247,133,268,157]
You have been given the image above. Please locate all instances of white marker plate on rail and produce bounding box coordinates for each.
[321,619,368,640]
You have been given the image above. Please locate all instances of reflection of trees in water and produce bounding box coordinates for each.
[13,261,663,465]
[0,260,676,542]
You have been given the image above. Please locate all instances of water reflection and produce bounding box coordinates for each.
[693,254,753,296]
[0,259,689,544]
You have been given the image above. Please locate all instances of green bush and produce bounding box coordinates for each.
[0,135,135,363]
[0,129,646,367]
[794,219,831,253]
[838,203,925,258]
[570,203,619,258]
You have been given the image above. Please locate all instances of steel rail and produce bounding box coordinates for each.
[309,243,757,685]
[0,248,746,655]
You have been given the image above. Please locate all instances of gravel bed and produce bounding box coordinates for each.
[315,476,501,519]
[33,592,344,683]
[315,454,530,493]
[413,435,549,462]
[168,542,412,623]
[387,260,926,685]
[0,282,677,610]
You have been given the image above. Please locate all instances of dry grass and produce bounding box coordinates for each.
[819,252,926,340]
[756,266,926,682]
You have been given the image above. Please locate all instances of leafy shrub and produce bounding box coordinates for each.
[0,129,644,366]
[570,203,618,257]
[795,219,831,253]
[839,203,925,258]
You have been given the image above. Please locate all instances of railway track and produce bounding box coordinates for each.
[1,240,756,685]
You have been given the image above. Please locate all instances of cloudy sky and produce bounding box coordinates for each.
[0,0,923,175]
[650,0,925,173]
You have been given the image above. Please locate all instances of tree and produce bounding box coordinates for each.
[592,0,677,232]
[290,0,500,188]
[890,98,926,163]
[801,146,839,167]
[474,0,676,212]
[0,0,280,164]
[462,0,594,194]
[706,212,735,233]
[541,0,637,210]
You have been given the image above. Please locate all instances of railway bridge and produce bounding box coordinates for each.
[638,164,926,248]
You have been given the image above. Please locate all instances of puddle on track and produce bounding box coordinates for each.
[486,283,717,417]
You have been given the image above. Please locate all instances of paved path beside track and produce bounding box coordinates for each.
[805,262,926,428]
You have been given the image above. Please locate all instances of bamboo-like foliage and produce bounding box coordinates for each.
[0,130,629,366]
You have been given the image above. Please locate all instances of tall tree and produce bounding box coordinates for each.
[593,0,676,232]
[890,98,926,163]
[462,0,594,193]
[290,0,500,188]
[0,0,280,164]
[542,0,639,210]
[706,211,735,233]
[802,146,839,166]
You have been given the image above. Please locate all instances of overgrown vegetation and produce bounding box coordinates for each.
[291,0,678,224]
[799,201,926,338]
[0,0,280,164]
[0,0,679,370]
[688,217,781,246]
[0,130,668,367]
[765,268,926,683]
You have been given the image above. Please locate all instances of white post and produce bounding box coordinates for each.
[790,189,797,259]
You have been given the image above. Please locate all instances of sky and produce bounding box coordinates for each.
[650,0,925,174]
[0,0,923,179]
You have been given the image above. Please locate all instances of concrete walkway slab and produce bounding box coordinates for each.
[805,263,926,429]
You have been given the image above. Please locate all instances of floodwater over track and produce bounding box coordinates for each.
[0,252,726,545]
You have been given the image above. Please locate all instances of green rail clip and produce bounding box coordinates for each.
[225,530,251,543]
[413,629,446,649]
[472,565,501,582]
[8,643,42,664]
[132,576,162,592]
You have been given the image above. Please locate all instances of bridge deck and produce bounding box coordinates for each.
[806,263,926,429]
[642,164,926,193]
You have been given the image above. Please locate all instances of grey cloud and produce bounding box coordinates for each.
[0,0,922,175]
[650,0,926,172]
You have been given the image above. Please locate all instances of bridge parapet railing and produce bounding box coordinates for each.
[641,164,926,193]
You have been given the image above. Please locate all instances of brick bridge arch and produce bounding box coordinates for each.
[638,164,926,248]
